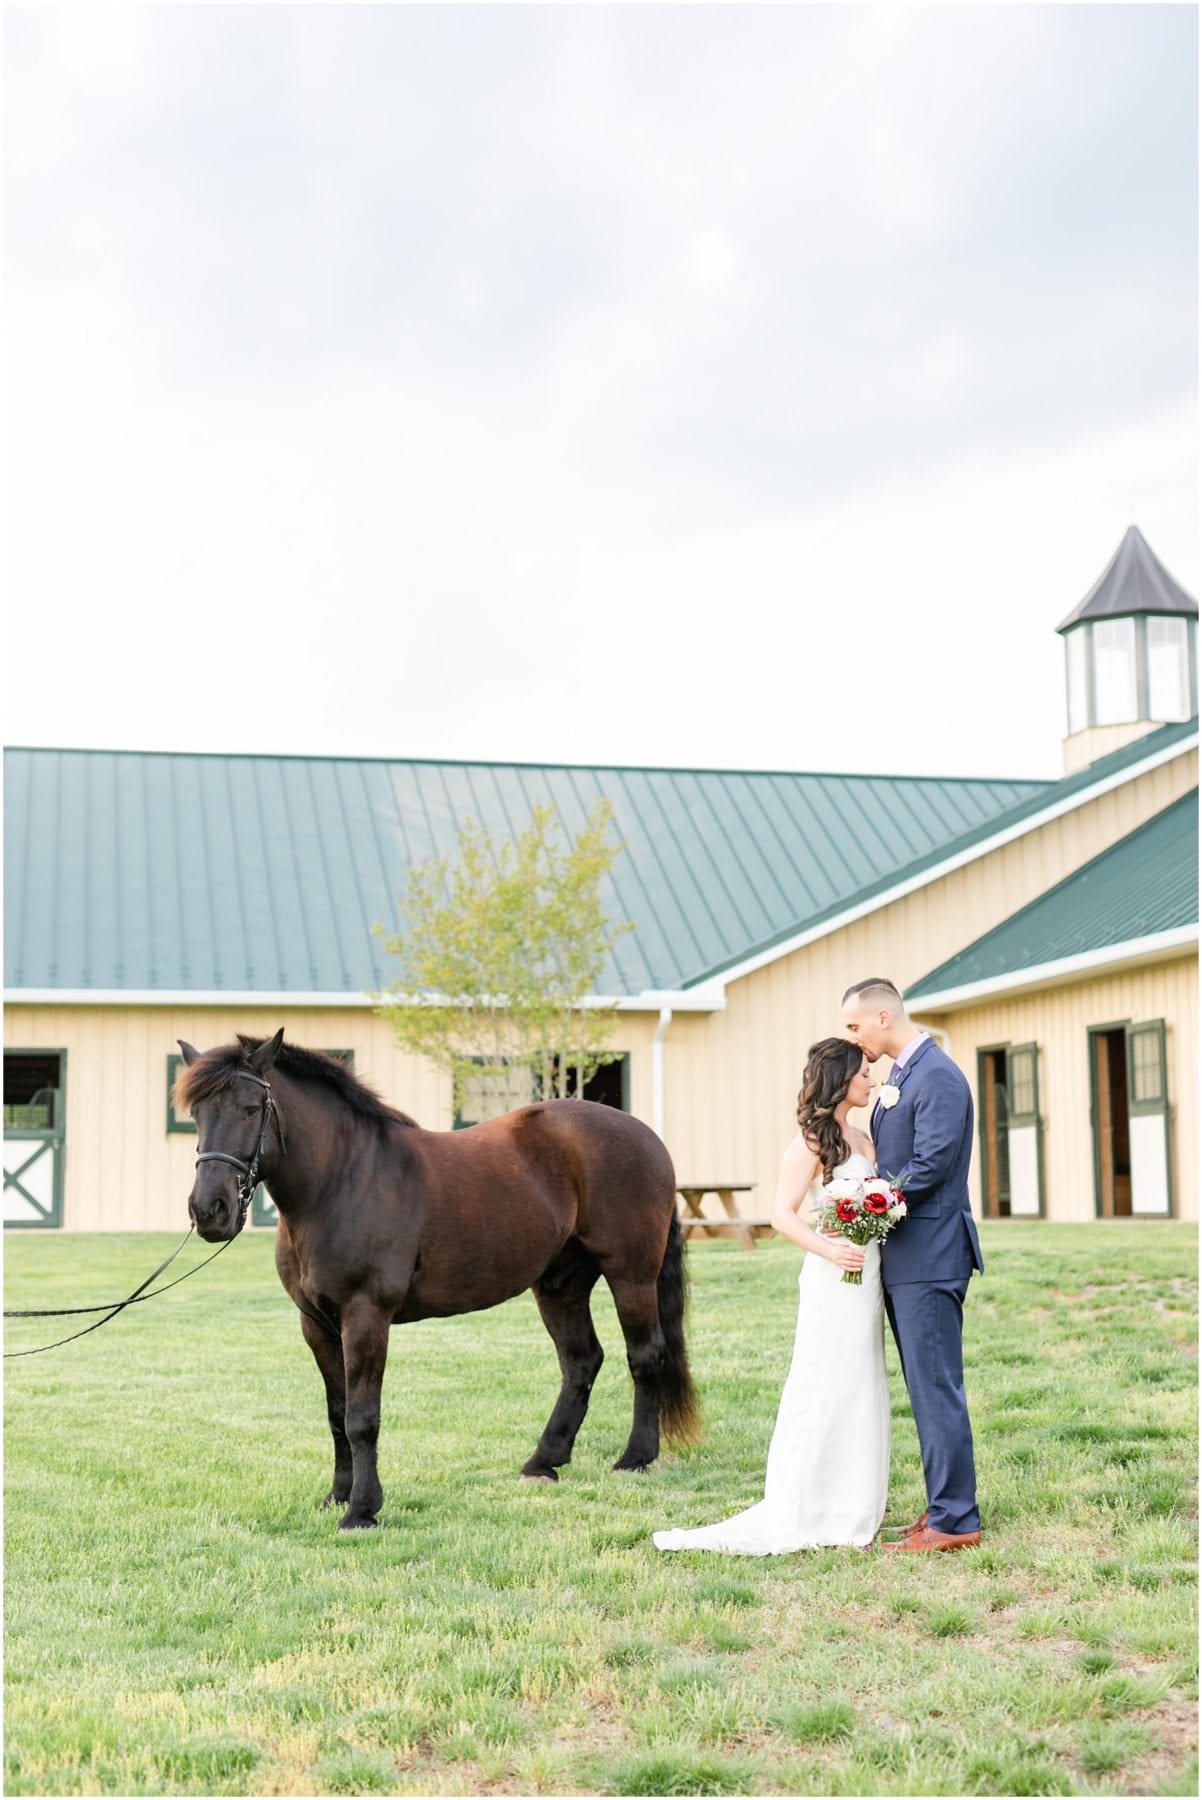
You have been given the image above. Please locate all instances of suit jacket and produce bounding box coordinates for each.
[873,1037,984,1287]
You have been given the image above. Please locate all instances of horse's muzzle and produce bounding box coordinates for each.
[188,1181,246,1243]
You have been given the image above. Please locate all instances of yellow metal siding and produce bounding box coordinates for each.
[660,755,1197,1219]
[918,956,1197,1221]
[6,752,1194,1232]
[3,1006,660,1232]
[1063,721,1164,774]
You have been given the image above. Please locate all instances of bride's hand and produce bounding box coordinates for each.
[826,1238,866,1272]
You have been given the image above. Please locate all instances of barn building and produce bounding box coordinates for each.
[4,527,1196,1231]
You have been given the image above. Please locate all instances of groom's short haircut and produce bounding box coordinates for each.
[842,977,905,1013]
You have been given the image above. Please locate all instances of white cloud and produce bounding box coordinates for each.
[5,4,1196,786]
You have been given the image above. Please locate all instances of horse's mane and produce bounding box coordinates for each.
[173,1036,420,1129]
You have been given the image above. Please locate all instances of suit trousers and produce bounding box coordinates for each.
[883,1278,980,1535]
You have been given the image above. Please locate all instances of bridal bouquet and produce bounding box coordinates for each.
[818,1176,907,1284]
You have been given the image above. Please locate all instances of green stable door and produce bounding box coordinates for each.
[1090,1020,1172,1217]
[977,1042,1043,1218]
[4,1050,66,1229]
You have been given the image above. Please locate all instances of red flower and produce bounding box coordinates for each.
[890,1186,906,1205]
[835,1198,858,1222]
[864,1192,889,1215]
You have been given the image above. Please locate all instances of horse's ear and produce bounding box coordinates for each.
[250,1028,285,1075]
[178,1040,201,1066]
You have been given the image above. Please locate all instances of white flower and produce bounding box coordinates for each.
[887,1200,907,1221]
[877,1083,901,1109]
[826,1177,863,1201]
[862,1178,893,1202]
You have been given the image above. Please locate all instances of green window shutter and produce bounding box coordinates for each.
[1005,1042,1043,1218]
[1124,1020,1172,1216]
[1127,1022,1167,1114]
[1007,1043,1039,1124]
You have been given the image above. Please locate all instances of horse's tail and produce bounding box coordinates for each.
[656,1209,701,1446]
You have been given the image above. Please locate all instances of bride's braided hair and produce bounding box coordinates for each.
[796,1037,864,1179]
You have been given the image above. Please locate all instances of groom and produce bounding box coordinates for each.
[841,978,984,1553]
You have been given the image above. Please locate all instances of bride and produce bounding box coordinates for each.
[653,1038,889,1554]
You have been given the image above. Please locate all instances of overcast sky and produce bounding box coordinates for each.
[6,3,1197,782]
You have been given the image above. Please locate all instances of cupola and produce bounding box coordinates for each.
[1058,526,1197,773]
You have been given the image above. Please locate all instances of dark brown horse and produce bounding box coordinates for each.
[174,1031,698,1529]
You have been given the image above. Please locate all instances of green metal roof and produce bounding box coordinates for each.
[683,717,1198,986]
[5,747,1051,998]
[906,789,1198,1001]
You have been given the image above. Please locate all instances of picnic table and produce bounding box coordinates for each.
[676,1183,773,1250]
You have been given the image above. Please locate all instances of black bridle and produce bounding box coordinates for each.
[195,1071,287,1221]
[195,1072,338,1344]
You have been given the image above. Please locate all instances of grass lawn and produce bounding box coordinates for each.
[4,1222,1197,1797]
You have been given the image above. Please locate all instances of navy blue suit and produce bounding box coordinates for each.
[872,1036,983,1534]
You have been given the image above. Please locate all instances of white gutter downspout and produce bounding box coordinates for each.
[651,1007,672,1142]
[918,1020,954,1061]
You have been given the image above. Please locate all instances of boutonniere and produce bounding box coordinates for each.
[876,1083,901,1110]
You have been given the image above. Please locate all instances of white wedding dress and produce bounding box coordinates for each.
[653,1151,889,1554]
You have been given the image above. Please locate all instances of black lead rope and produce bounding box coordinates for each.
[4,1226,339,1357]
[6,1071,277,1358]
[4,1072,339,1356]
[3,1226,236,1358]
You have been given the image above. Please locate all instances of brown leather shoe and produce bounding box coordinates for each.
[881,1525,980,1553]
[879,1509,928,1540]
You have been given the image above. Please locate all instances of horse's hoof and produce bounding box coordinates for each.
[520,1470,558,1485]
[319,1489,351,1510]
[337,1512,379,1531]
[612,1458,652,1474]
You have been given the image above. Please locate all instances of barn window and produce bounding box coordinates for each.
[1147,617,1191,722]
[454,1059,537,1127]
[1008,1045,1037,1120]
[1128,1022,1166,1108]
[1093,618,1137,725]
[1065,626,1089,734]
[453,1054,629,1127]
[4,1052,62,1132]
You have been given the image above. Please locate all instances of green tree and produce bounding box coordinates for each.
[372,800,635,1119]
